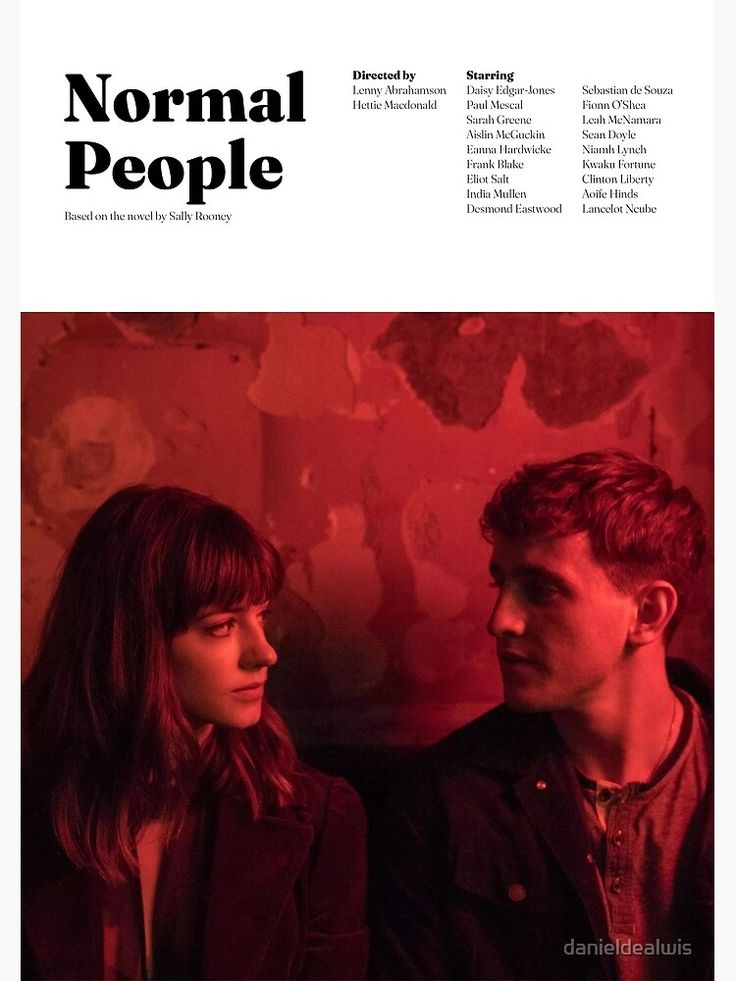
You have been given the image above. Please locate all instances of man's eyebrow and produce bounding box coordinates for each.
[489,562,574,593]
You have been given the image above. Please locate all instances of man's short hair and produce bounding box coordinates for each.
[480,449,706,613]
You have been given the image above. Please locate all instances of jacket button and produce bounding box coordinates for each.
[535,780,547,790]
[507,883,527,902]
[610,876,623,895]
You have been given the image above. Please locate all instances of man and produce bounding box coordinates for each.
[373,449,712,980]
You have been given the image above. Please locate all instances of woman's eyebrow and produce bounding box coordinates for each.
[196,605,245,621]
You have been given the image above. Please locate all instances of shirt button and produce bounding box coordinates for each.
[535,780,547,790]
[507,883,527,902]
[585,853,594,864]
[610,876,623,895]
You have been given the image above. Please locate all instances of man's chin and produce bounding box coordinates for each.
[503,685,551,714]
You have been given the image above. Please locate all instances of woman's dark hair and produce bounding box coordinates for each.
[22,485,297,883]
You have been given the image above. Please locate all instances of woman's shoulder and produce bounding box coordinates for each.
[287,763,367,835]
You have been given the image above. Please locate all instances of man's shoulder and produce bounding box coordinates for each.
[414,703,560,780]
[667,656,712,716]
[436,702,545,749]
[381,706,563,834]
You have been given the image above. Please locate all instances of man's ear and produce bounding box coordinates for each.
[628,580,679,646]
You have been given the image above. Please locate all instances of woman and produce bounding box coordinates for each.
[22,485,368,981]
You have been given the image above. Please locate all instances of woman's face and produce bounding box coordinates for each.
[170,599,277,732]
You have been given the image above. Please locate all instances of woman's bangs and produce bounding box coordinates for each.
[177,512,283,624]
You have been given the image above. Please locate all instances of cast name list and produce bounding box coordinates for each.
[581,84,673,214]
[465,72,560,215]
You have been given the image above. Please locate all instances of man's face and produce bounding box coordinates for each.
[488,531,639,713]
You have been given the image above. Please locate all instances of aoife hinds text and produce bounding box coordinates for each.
[64,72,305,205]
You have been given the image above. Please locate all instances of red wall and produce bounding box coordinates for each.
[21,312,713,746]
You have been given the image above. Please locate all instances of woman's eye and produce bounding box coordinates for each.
[205,618,237,637]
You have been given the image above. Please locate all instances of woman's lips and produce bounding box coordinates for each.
[230,682,265,701]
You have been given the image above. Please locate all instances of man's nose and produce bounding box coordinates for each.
[487,589,526,637]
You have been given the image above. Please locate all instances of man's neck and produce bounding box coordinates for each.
[551,655,681,785]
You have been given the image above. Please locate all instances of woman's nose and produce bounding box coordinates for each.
[239,631,278,669]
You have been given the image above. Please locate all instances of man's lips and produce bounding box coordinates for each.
[497,649,537,666]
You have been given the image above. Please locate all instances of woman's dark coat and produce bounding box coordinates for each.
[23,768,368,980]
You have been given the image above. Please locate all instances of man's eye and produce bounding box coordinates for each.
[205,618,237,637]
[524,581,560,605]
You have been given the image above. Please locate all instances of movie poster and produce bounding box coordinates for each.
[17,2,720,978]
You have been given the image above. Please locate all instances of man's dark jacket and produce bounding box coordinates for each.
[371,659,712,980]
